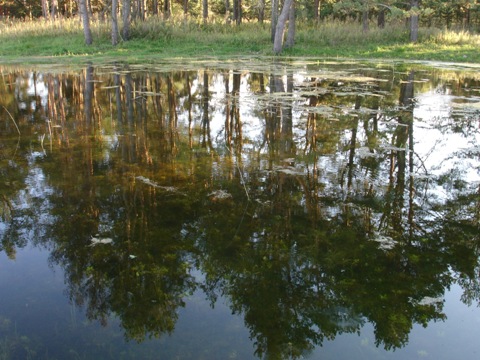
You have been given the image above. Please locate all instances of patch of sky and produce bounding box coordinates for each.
[412,88,480,188]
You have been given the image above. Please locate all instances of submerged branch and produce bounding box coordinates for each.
[3,106,20,135]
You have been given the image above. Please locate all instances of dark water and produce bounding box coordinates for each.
[1,60,480,359]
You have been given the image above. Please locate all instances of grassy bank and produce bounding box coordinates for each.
[1,16,479,65]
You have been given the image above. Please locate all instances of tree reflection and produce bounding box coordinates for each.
[1,63,480,358]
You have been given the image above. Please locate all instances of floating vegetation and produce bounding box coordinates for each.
[135,176,178,192]
[418,297,444,306]
[90,236,113,246]
[273,166,306,176]
[461,145,480,155]
[208,189,232,201]
[379,144,408,152]
[451,101,480,114]
[100,85,120,90]
[307,105,336,116]
[372,234,397,251]
[134,91,163,97]
[413,174,434,180]
[357,147,378,159]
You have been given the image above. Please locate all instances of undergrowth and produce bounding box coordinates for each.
[1,16,479,63]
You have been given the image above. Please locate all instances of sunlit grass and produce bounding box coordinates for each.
[1,16,479,63]
[427,28,480,46]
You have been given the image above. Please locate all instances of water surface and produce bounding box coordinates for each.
[1,60,480,359]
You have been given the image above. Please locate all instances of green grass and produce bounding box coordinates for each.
[1,16,480,65]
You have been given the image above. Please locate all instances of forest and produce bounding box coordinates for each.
[1,0,480,54]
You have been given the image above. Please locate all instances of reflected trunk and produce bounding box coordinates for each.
[201,71,212,151]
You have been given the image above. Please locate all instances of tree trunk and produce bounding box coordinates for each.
[87,0,93,18]
[51,0,57,19]
[285,1,295,48]
[183,0,188,20]
[111,0,119,45]
[79,0,92,45]
[258,0,265,23]
[233,0,239,23]
[232,0,242,24]
[271,0,279,42]
[225,0,231,23]
[234,0,242,25]
[314,0,320,23]
[122,0,131,40]
[42,0,49,19]
[131,0,137,19]
[465,7,470,28]
[410,0,419,42]
[362,9,369,32]
[203,0,208,23]
[164,0,170,19]
[137,0,146,20]
[378,8,385,29]
[273,0,294,54]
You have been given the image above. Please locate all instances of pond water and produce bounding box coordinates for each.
[1,59,480,359]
